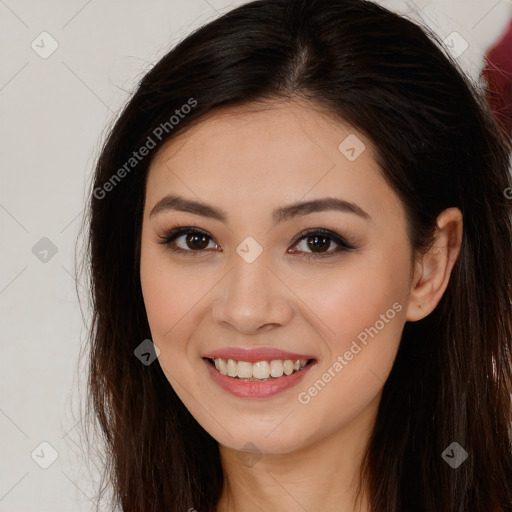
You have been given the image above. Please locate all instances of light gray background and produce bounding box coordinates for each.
[1,0,511,510]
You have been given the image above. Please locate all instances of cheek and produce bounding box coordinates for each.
[301,247,410,375]
[139,260,209,399]
[139,244,203,346]
[291,265,408,438]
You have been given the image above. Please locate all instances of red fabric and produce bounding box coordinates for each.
[482,19,512,140]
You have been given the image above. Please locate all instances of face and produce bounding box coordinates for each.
[139,99,414,455]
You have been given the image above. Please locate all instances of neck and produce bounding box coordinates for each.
[215,395,378,512]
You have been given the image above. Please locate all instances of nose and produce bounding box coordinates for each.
[211,253,295,335]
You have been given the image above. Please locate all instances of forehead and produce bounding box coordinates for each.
[149,99,367,169]
[144,99,401,225]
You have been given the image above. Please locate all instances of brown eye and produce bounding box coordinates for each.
[157,226,357,259]
[157,227,217,256]
[290,228,357,259]
[305,234,331,253]
[183,232,210,250]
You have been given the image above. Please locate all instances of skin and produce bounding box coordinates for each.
[139,98,463,512]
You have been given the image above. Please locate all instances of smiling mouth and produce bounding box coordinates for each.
[204,357,315,381]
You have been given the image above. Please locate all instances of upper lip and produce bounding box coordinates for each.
[202,347,316,363]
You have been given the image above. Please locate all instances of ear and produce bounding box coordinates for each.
[406,207,463,321]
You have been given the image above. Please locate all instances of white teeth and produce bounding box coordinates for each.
[270,360,284,377]
[211,357,310,380]
[283,360,294,375]
[253,361,270,379]
[219,358,228,375]
[237,361,253,378]
[227,359,237,377]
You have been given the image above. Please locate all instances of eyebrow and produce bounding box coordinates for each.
[149,194,371,225]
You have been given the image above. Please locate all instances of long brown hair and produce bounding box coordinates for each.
[78,0,512,510]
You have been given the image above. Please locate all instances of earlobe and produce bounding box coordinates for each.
[406,207,463,322]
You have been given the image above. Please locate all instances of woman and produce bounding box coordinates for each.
[81,0,512,510]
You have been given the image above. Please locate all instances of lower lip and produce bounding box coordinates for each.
[203,358,315,399]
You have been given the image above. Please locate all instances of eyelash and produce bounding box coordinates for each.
[156,225,358,260]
